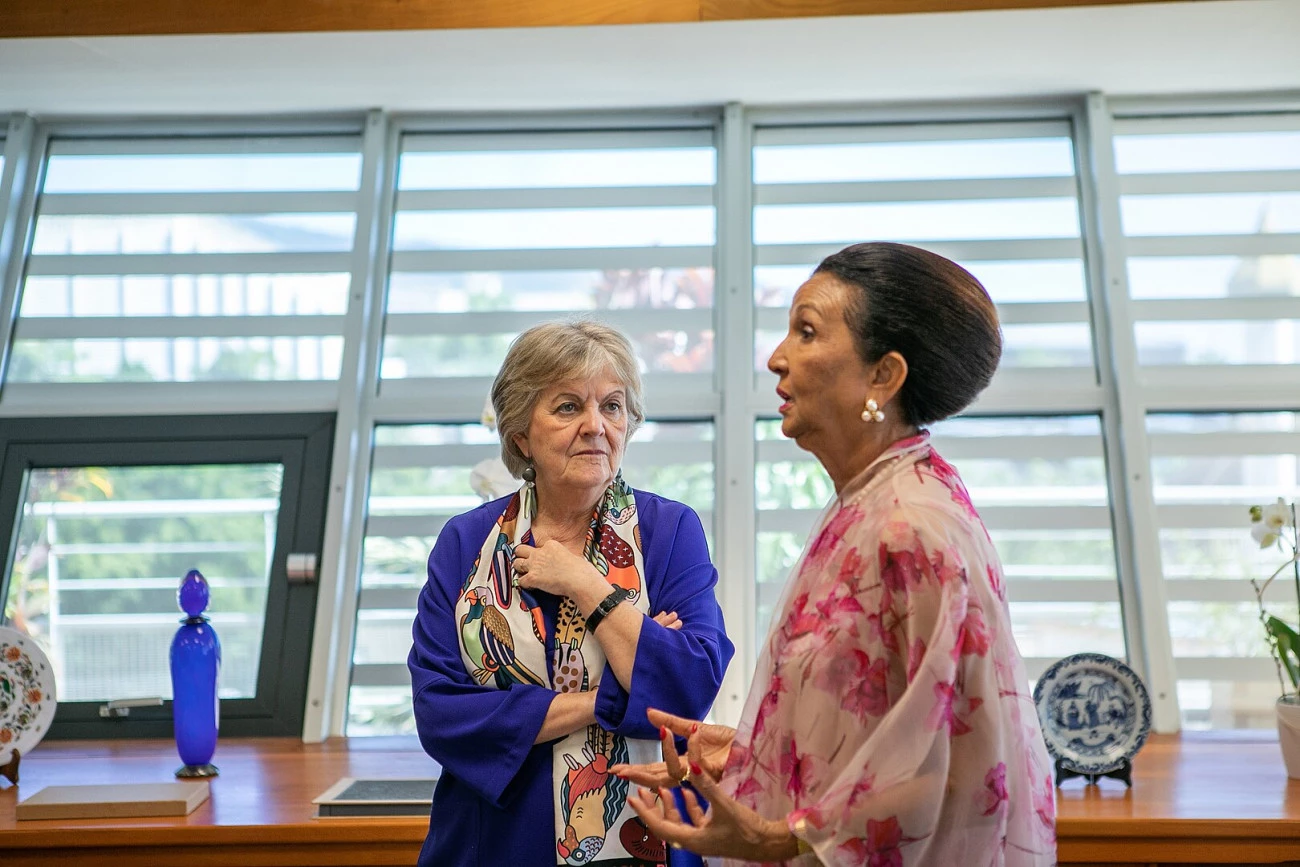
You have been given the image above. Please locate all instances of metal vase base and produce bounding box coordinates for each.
[175,763,220,779]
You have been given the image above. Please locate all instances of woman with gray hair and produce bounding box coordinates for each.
[409,320,734,867]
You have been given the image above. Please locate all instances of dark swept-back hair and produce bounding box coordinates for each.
[814,242,1002,427]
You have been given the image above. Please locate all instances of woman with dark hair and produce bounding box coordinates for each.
[617,243,1056,866]
[409,320,733,867]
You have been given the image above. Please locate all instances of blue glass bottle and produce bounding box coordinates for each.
[170,569,221,778]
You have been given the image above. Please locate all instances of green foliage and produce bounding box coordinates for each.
[1264,615,1300,693]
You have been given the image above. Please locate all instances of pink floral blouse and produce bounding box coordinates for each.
[721,433,1056,866]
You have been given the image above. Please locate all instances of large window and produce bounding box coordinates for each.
[349,125,721,734]
[1114,113,1300,728]
[381,131,716,389]
[749,119,1119,673]
[0,414,333,738]
[351,420,715,734]
[751,121,1093,372]
[1116,117,1300,369]
[1146,412,1300,729]
[17,138,362,385]
[1,101,1297,741]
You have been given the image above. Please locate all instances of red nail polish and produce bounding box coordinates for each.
[690,762,702,776]
[690,723,699,734]
[660,725,669,740]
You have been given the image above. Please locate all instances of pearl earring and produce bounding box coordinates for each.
[861,398,885,423]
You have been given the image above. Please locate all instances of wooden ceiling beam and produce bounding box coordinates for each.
[1,0,1200,39]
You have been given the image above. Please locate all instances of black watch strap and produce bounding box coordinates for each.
[585,586,630,634]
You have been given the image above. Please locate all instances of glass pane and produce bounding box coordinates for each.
[22,144,360,387]
[1169,601,1293,659]
[21,273,350,318]
[347,685,416,737]
[8,336,344,383]
[383,328,714,378]
[352,420,715,735]
[43,153,362,193]
[354,608,419,665]
[753,414,1122,662]
[1120,193,1300,236]
[755,260,1086,307]
[1127,255,1300,300]
[756,530,811,633]
[753,199,1081,245]
[1115,131,1300,175]
[398,148,715,190]
[1001,324,1094,368]
[994,530,1117,581]
[930,416,1121,664]
[383,270,715,380]
[1135,321,1300,366]
[32,214,356,255]
[3,464,283,703]
[388,269,714,314]
[392,208,714,251]
[1147,411,1300,435]
[1147,411,1300,729]
[1179,680,1286,730]
[1009,601,1125,659]
[754,138,1076,183]
[361,535,435,593]
[754,322,1091,372]
[385,137,717,390]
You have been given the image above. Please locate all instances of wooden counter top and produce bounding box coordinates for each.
[0,736,434,866]
[1,731,1298,865]
[1055,730,1300,866]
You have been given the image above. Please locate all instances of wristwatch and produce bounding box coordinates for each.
[585,586,631,633]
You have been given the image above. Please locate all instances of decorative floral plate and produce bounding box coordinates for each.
[1033,652,1151,775]
[0,625,57,767]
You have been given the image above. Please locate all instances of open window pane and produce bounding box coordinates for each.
[5,464,281,704]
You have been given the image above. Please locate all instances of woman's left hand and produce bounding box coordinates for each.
[627,764,800,862]
[512,540,605,599]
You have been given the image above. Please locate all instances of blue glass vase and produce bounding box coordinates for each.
[170,569,221,778]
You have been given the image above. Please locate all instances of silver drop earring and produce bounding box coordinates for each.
[861,398,885,423]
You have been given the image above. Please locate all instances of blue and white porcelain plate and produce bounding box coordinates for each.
[1033,652,1151,775]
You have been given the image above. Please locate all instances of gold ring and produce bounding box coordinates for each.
[669,843,682,850]
[677,768,689,784]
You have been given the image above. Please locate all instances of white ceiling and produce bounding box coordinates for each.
[0,0,1297,117]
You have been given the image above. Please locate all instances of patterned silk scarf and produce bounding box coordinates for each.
[455,474,665,866]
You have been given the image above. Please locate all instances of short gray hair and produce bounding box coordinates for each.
[491,320,645,477]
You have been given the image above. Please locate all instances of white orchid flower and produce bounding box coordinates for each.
[480,393,498,432]
[1252,520,1281,549]
[469,457,517,502]
[1261,498,1294,531]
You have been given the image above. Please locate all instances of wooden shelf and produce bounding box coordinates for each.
[0,731,1297,866]
[3,0,1194,39]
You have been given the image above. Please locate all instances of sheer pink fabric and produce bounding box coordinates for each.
[721,433,1056,866]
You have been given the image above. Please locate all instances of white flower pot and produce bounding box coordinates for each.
[1278,695,1300,779]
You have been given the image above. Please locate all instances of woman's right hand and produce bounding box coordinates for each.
[652,610,682,630]
[610,708,735,787]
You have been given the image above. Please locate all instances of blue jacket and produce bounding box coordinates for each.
[409,490,734,867]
